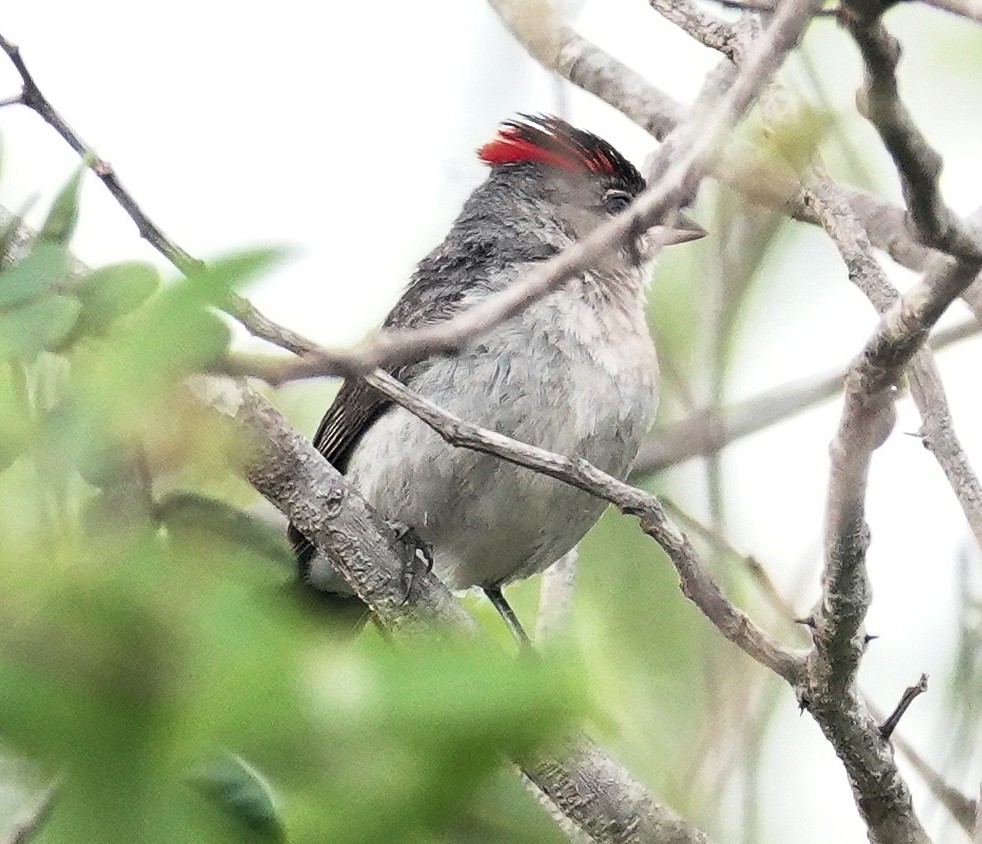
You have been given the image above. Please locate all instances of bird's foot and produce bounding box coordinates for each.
[386,519,433,603]
[484,586,532,648]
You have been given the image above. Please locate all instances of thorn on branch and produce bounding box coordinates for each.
[878,673,928,740]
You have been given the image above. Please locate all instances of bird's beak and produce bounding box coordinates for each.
[648,211,707,246]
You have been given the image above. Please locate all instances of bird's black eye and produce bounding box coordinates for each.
[602,191,632,215]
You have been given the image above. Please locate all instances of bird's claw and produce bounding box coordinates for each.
[386,520,433,604]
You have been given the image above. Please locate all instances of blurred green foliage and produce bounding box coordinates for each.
[0,171,585,843]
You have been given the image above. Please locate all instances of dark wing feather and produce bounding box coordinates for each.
[309,378,390,473]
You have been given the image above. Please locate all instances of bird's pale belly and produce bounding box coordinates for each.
[343,339,657,591]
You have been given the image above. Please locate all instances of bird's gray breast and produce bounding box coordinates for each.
[342,285,658,591]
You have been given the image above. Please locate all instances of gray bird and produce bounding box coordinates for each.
[289,115,703,638]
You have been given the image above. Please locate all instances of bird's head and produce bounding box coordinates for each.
[475,115,703,263]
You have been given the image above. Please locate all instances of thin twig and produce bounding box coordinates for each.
[878,674,928,740]
[908,342,982,554]
[631,315,981,474]
[0,32,320,360]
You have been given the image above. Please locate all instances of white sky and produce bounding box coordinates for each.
[2,2,981,842]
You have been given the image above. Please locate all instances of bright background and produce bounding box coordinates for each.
[1,1,981,842]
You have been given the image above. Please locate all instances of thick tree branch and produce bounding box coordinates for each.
[793,57,982,832]
[188,376,466,632]
[801,264,979,843]
[800,186,981,844]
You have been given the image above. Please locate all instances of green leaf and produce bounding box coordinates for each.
[0,241,72,309]
[142,307,232,375]
[75,261,161,333]
[191,753,285,842]
[0,295,81,361]
[39,164,87,245]
[176,248,288,314]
